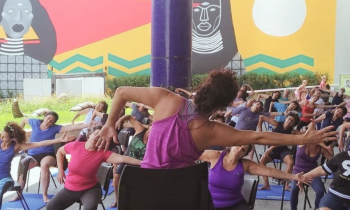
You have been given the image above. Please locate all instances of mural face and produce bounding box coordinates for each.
[192,0,238,74]
[192,1,221,37]
[1,0,34,39]
[0,0,56,96]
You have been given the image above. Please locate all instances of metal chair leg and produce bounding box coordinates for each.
[280,183,286,210]
[26,170,30,192]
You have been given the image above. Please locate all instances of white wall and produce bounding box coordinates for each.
[334,0,350,84]
[23,79,51,100]
[23,77,105,100]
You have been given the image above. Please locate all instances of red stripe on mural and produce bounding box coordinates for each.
[40,0,152,54]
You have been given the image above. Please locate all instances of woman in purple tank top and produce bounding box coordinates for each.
[290,144,333,210]
[200,145,311,210]
[97,69,338,169]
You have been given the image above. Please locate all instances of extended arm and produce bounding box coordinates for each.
[244,160,311,183]
[16,132,75,152]
[209,120,337,148]
[106,153,142,166]
[339,123,350,151]
[301,166,327,179]
[60,123,89,133]
[314,113,326,124]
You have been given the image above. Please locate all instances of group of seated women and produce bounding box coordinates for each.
[1,70,350,210]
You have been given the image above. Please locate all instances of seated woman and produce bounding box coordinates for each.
[257,91,281,112]
[125,102,153,135]
[0,122,75,209]
[314,106,347,149]
[240,84,255,101]
[258,111,301,191]
[110,115,151,208]
[71,101,108,125]
[297,151,350,210]
[199,145,311,210]
[270,101,301,122]
[290,142,333,210]
[16,111,88,202]
[46,126,141,210]
[294,80,308,101]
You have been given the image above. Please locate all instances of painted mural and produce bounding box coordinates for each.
[0,0,337,95]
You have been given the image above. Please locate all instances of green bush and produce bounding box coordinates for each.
[107,71,330,96]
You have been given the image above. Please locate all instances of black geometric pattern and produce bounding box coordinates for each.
[0,54,48,97]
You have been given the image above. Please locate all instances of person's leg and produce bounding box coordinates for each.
[80,186,102,210]
[310,177,325,209]
[282,152,293,191]
[46,188,79,210]
[258,154,272,190]
[39,155,57,203]
[111,163,125,207]
[319,192,344,210]
[290,180,299,210]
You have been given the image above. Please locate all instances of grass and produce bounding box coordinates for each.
[0,95,118,129]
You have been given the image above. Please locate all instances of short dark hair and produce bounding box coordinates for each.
[338,106,348,117]
[273,91,281,99]
[286,111,300,127]
[290,101,301,112]
[45,111,59,123]
[194,69,239,114]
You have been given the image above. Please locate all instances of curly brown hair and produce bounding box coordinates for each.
[3,122,26,144]
[194,69,239,114]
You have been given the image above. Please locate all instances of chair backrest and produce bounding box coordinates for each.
[118,130,130,148]
[141,117,150,125]
[118,163,213,210]
[97,163,112,200]
[241,178,258,210]
[0,180,14,204]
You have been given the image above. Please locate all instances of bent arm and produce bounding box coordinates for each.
[20,118,29,128]
[247,84,255,96]
[339,123,350,144]
[56,147,67,171]
[71,109,89,124]
[314,114,326,124]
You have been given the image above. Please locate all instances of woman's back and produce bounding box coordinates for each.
[141,98,206,169]
[0,140,15,179]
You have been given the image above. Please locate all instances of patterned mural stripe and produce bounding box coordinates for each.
[108,66,150,77]
[250,67,313,75]
[49,54,103,70]
[244,54,314,68]
[66,67,104,74]
[108,54,151,69]
[108,62,150,73]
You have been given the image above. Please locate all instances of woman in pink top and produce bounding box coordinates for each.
[96,69,337,169]
[294,80,308,101]
[46,127,141,210]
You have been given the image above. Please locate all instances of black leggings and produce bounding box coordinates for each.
[46,183,102,210]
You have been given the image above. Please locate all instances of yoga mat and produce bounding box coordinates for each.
[321,173,334,179]
[256,184,291,201]
[1,194,53,210]
[106,207,118,210]
[50,168,69,177]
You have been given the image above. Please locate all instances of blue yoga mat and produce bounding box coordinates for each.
[256,184,291,201]
[321,173,334,179]
[1,194,53,210]
[106,207,118,210]
[51,168,69,177]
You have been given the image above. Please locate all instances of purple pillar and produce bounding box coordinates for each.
[151,0,192,88]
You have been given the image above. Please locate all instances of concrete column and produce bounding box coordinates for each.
[151,0,192,88]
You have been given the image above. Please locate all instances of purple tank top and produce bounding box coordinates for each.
[293,145,321,173]
[209,150,245,208]
[141,98,205,169]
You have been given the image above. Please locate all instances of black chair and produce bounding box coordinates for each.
[8,157,31,210]
[118,163,214,210]
[78,163,113,210]
[25,142,66,193]
[241,178,258,209]
[117,130,130,153]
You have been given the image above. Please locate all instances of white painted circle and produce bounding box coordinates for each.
[252,0,307,37]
